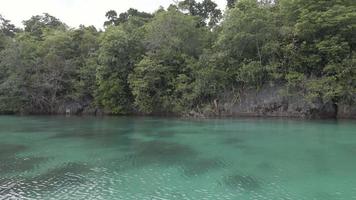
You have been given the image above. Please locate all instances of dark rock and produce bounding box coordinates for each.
[0,144,27,157]
[308,101,337,119]
[0,157,47,174]
[337,104,356,119]
[223,174,261,191]
[0,143,47,175]
[182,158,226,177]
[111,140,198,170]
[134,140,197,163]
[185,111,206,118]
[208,85,342,119]
[58,102,84,115]
[57,97,98,115]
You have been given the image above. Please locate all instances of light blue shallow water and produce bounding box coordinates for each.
[0,116,356,200]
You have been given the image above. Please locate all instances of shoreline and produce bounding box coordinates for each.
[1,113,355,120]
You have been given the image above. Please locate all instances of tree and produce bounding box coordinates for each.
[216,0,279,88]
[306,56,356,105]
[70,25,100,101]
[129,10,208,113]
[0,23,80,113]
[23,13,66,38]
[277,0,356,105]
[28,30,75,113]
[129,57,168,113]
[104,8,153,27]
[227,0,236,9]
[144,10,205,59]
[290,0,355,76]
[178,0,222,28]
[95,25,143,114]
[104,10,119,27]
[0,15,19,37]
[0,39,25,113]
[0,15,17,52]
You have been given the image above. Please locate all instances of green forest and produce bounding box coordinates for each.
[0,0,355,116]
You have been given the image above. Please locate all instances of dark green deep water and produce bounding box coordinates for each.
[0,116,356,200]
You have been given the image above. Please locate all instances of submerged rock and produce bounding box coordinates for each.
[223,174,261,191]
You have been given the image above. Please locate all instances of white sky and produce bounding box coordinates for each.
[0,0,226,30]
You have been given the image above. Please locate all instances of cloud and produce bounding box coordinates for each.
[0,0,226,29]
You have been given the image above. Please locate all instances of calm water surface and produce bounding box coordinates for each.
[0,116,356,200]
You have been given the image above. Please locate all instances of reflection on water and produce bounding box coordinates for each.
[0,116,356,200]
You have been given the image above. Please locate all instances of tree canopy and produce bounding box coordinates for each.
[0,0,355,115]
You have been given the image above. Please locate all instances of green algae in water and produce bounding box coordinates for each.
[0,116,356,199]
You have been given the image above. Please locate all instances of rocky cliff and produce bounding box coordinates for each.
[20,85,356,119]
[191,85,356,119]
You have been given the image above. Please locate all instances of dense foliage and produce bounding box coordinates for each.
[0,0,355,115]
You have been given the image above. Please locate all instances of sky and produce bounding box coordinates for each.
[0,0,226,29]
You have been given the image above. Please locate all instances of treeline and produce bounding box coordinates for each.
[0,0,355,115]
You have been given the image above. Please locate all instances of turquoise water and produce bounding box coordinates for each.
[0,116,356,200]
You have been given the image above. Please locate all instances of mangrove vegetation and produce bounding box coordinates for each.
[0,0,355,116]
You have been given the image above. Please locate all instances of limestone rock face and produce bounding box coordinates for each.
[337,104,356,119]
[215,85,340,119]
[57,98,98,115]
[58,102,84,115]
